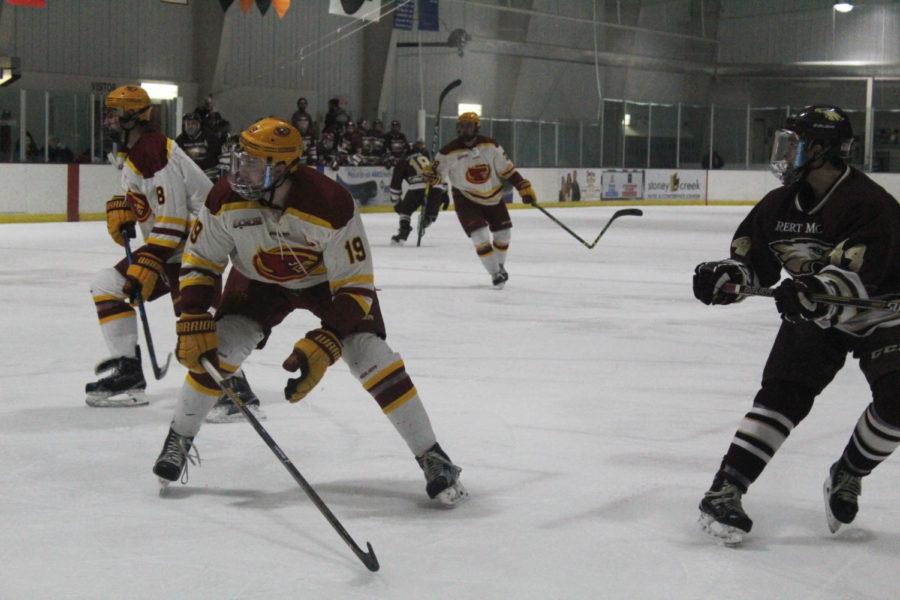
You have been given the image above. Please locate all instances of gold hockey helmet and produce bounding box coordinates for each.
[458,112,480,127]
[230,118,303,201]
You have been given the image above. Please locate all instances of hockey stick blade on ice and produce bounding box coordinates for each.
[532,204,643,249]
[722,283,900,313]
[123,235,171,380]
[417,78,462,247]
[200,358,380,572]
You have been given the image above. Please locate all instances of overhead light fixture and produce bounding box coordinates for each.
[623,113,631,126]
[0,56,21,87]
[833,2,853,12]
[458,103,482,117]
[140,81,179,100]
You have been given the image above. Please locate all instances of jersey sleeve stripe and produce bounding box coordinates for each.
[182,252,227,274]
[330,274,375,290]
[155,216,190,228]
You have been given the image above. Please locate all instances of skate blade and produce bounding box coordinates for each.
[205,405,266,424]
[86,390,148,407]
[435,481,469,507]
[390,239,406,247]
[492,281,506,290]
[698,512,745,547]
[823,479,842,534]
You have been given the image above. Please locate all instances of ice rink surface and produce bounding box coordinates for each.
[1,206,898,600]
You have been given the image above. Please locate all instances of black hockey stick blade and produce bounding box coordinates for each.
[439,79,462,104]
[586,208,643,249]
[201,359,380,572]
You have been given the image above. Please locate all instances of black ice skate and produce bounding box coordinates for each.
[416,443,468,507]
[391,221,413,246]
[698,479,752,546]
[153,427,198,492]
[204,372,265,424]
[491,265,509,289]
[824,460,862,533]
[85,346,148,407]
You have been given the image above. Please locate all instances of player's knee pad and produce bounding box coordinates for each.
[216,315,264,373]
[90,267,127,298]
[872,371,900,427]
[469,226,491,247]
[753,380,816,426]
[492,228,511,246]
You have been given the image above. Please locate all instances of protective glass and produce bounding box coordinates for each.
[229,151,272,200]
[769,129,804,183]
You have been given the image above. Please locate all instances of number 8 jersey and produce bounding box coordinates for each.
[179,168,376,332]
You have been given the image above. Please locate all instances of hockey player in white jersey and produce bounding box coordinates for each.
[152,118,468,506]
[85,85,262,417]
[428,112,537,288]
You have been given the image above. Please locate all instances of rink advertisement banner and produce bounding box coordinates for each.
[600,169,644,200]
[643,170,706,201]
[329,0,380,21]
[323,166,394,207]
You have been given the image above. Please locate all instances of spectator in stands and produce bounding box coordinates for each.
[570,170,581,201]
[46,137,74,163]
[323,97,351,132]
[194,95,214,126]
[15,131,39,162]
[176,112,222,180]
[384,119,409,155]
[702,151,724,170]
[291,97,314,134]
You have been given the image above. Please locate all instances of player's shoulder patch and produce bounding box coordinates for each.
[285,167,354,229]
[125,132,171,178]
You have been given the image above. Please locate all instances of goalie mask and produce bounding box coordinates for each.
[770,105,853,185]
[230,118,302,203]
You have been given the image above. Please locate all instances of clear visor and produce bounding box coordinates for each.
[229,151,273,200]
[769,129,803,181]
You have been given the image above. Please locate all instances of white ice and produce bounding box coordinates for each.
[1,207,898,600]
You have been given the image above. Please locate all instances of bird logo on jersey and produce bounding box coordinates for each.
[769,238,834,276]
[126,191,152,223]
[465,164,492,185]
[252,245,325,282]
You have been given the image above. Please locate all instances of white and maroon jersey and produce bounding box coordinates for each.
[120,132,212,263]
[179,169,376,332]
[433,136,518,205]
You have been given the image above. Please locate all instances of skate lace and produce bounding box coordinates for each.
[834,469,862,501]
[421,452,455,482]
[707,483,744,511]
[161,435,201,484]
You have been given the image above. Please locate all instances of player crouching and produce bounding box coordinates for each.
[151,118,468,506]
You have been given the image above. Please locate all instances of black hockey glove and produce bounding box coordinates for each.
[774,276,829,323]
[693,261,746,305]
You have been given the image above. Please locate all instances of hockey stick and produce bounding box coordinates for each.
[722,283,900,313]
[532,204,643,249]
[123,235,172,380]
[200,358,380,572]
[417,78,462,247]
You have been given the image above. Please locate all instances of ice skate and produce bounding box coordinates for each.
[153,427,198,492]
[491,265,509,289]
[824,460,862,533]
[205,373,266,424]
[416,443,468,507]
[698,480,752,546]
[391,221,412,246]
[85,347,148,407]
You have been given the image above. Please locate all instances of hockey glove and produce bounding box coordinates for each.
[774,276,830,323]
[516,180,537,204]
[123,250,165,302]
[175,312,218,373]
[422,165,442,187]
[283,328,342,403]
[106,195,137,247]
[693,261,747,305]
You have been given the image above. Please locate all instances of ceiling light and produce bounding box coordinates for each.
[141,82,179,100]
[458,103,482,116]
[833,2,853,13]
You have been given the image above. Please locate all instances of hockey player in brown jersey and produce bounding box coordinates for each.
[429,112,537,288]
[152,118,468,506]
[692,105,900,545]
[389,141,448,245]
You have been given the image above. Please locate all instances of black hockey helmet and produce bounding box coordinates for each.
[770,105,854,185]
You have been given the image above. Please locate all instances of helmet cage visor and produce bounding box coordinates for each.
[769,129,804,183]
[229,151,274,200]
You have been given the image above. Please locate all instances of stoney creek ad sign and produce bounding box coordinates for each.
[643,170,706,200]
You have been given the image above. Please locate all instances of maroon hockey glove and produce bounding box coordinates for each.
[774,276,830,323]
